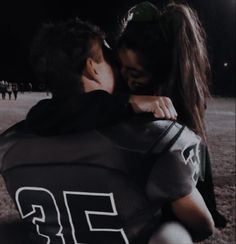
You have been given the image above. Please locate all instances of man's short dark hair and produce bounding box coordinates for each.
[30,18,105,94]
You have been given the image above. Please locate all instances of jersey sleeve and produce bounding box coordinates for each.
[146,126,202,204]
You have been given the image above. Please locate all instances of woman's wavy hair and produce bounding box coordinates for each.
[118,2,211,140]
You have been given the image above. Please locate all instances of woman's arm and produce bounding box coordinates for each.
[171,188,215,242]
[129,95,178,120]
[97,92,178,124]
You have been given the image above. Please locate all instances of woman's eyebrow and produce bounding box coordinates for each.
[125,66,145,74]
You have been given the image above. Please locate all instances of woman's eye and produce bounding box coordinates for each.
[132,82,144,88]
[130,73,142,79]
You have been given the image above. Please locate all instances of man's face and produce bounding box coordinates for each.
[118,48,153,94]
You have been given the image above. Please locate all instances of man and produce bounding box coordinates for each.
[0,18,213,244]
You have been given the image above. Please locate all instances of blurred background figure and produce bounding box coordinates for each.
[12,82,19,100]
[6,81,12,100]
[28,82,33,93]
[19,82,25,94]
[0,80,7,100]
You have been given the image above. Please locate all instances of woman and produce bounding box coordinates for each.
[117,0,226,231]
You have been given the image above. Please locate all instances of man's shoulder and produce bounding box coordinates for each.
[1,121,26,137]
[0,123,125,173]
[98,115,185,154]
[0,121,26,171]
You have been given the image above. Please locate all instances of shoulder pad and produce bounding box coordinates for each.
[0,127,127,173]
[99,116,184,154]
[0,120,26,137]
[0,121,26,172]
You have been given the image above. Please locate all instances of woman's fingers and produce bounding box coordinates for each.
[153,104,165,118]
[162,97,178,119]
[129,95,178,120]
[152,97,177,120]
[157,98,172,119]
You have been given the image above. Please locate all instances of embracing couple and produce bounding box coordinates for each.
[0,2,226,244]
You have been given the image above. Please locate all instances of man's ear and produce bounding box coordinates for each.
[84,57,99,80]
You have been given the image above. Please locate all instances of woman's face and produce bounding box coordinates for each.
[118,48,153,94]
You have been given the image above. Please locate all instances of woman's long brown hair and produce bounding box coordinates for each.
[165,3,211,141]
[118,3,211,140]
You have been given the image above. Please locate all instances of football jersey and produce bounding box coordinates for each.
[0,116,201,244]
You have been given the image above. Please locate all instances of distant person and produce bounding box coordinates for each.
[0,80,7,100]
[28,82,33,92]
[12,82,18,100]
[19,82,24,94]
[6,81,12,100]
[0,80,4,99]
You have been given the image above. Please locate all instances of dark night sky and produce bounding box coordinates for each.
[0,0,235,96]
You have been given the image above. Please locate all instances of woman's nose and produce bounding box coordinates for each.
[127,79,135,91]
[121,67,127,78]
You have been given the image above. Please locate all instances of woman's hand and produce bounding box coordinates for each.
[129,95,178,120]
